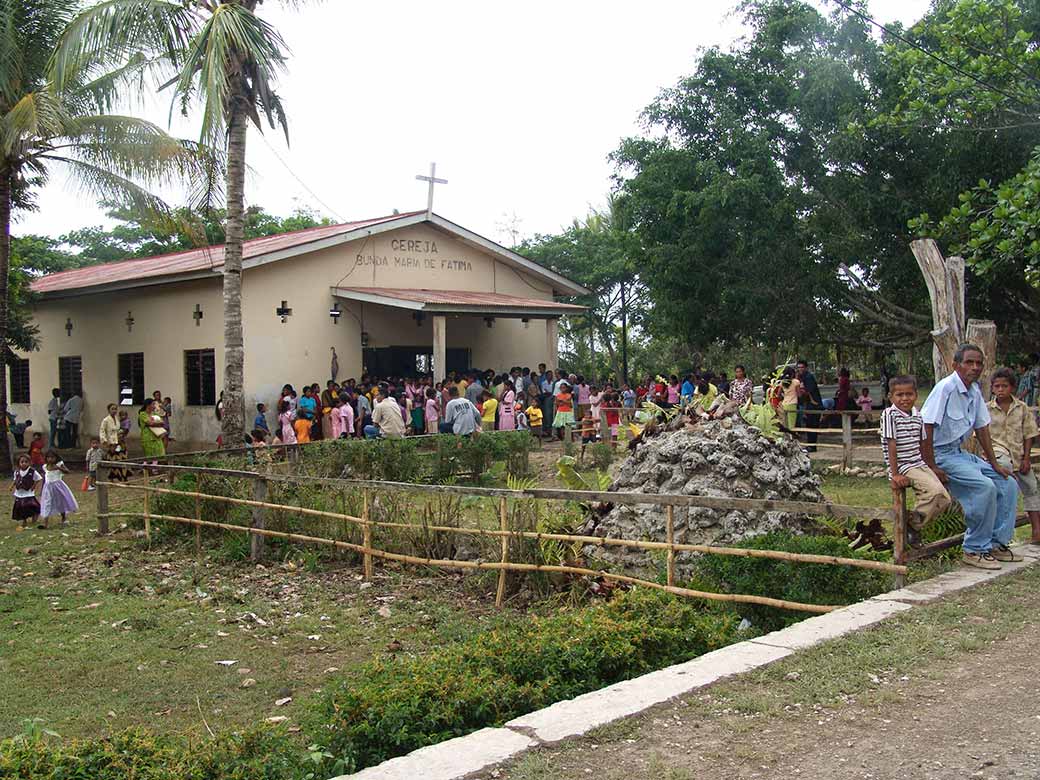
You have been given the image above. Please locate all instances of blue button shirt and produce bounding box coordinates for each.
[920,371,991,448]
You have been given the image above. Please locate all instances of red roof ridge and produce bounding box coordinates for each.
[31,210,425,293]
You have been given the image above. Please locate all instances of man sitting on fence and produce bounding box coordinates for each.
[921,344,1020,570]
[440,386,480,436]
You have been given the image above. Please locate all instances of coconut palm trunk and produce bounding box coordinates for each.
[220,93,248,444]
[0,166,12,470]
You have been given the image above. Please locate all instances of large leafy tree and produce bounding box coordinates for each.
[522,196,644,383]
[0,0,209,468]
[614,0,1040,360]
[53,0,301,442]
[882,1,1040,295]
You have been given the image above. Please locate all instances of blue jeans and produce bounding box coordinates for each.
[363,425,381,439]
[934,444,1018,553]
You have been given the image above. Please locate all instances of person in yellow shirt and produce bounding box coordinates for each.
[480,390,498,430]
[525,403,544,439]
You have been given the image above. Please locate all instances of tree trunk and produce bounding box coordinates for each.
[620,284,628,385]
[0,168,11,470]
[965,319,998,399]
[220,99,248,444]
[910,239,963,380]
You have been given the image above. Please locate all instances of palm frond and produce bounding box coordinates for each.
[48,0,198,93]
[1,91,67,157]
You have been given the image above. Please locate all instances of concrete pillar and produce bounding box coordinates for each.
[433,315,447,380]
[546,318,560,369]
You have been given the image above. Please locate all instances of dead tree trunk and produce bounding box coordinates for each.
[911,239,964,379]
[966,318,998,398]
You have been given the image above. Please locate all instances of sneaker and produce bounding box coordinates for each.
[990,544,1024,563]
[962,551,1001,570]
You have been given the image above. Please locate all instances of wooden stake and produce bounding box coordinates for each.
[496,496,509,608]
[96,465,109,535]
[195,474,203,555]
[362,489,373,579]
[666,505,675,588]
[143,488,151,546]
[892,487,908,589]
[250,477,267,562]
[841,413,853,470]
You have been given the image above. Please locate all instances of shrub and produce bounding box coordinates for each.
[693,531,892,632]
[305,589,741,770]
[0,727,308,780]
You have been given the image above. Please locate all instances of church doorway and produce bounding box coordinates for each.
[363,346,470,378]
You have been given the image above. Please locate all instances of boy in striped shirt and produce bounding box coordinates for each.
[880,376,951,541]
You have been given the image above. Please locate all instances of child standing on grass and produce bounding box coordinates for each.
[857,386,875,424]
[85,436,103,491]
[880,376,950,543]
[39,450,78,528]
[525,401,543,439]
[553,382,575,440]
[11,454,41,531]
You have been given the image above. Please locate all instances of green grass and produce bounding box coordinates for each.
[0,487,518,740]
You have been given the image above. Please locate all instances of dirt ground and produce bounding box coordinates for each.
[481,565,1040,780]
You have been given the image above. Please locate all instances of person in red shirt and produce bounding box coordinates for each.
[603,392,621,446]
[28,432,46,474]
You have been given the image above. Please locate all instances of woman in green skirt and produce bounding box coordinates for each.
[138,400,167,462]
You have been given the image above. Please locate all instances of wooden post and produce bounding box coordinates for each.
[362,489,373,579]
[143,488,151,546]
[666,505,676,588]
[841,413,853,470]
[496,496,509,607]
[194,475,203,556]
[892,488,908,589]
[966,318,998,399]
[250,476,268,562]
[600,409,609,443]
[96,464,109,535]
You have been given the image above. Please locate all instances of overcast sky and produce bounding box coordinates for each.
[18,0,932,246]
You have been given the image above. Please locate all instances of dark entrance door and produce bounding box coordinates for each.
[363,347,470,377]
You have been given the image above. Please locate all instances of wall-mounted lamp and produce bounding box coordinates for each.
[521,318,530,329]
[193,304,204,326]
[125,311,135,332]
[65,318,73,337]
[484,317,495,329]
[413,311,426,327]
[329,303,342,324]
[360,330,370,348]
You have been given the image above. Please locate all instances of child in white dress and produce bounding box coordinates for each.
[39,450,79,528]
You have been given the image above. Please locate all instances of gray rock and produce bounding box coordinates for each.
[585,419,823,574]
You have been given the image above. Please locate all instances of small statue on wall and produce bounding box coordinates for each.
[330,347,339,383]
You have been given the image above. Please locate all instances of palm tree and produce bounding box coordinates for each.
[0,0,211,468]
[53,0,296,443]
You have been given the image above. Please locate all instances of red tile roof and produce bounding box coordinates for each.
[31,212,422,295]
[334,287,585,312]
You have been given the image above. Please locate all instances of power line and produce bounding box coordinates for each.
[255,131,346,222]
[826,0,1036,112]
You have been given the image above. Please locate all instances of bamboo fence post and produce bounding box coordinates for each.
[892,487,908,589]
[96,464,109,535]
[250,476,268,562]
[143,488,151,546]
[362,489,373,579]
[841,413,853,470]
[666,505,676,587]
[194,474,203,556]
[496,496,509,608]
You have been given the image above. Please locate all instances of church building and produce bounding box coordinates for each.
[12,210,587,444]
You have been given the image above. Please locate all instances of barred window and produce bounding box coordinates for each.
[184,349,216,406]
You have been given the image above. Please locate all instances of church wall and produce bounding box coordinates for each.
[13,223,565,447]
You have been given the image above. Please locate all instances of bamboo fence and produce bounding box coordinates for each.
[96,460,910,615]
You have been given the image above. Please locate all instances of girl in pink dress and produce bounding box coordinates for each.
[499,380,517,431]
[278,400,297,444]
[424,387,440,434]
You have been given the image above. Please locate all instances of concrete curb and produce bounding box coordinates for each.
[334,544,1040,780]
